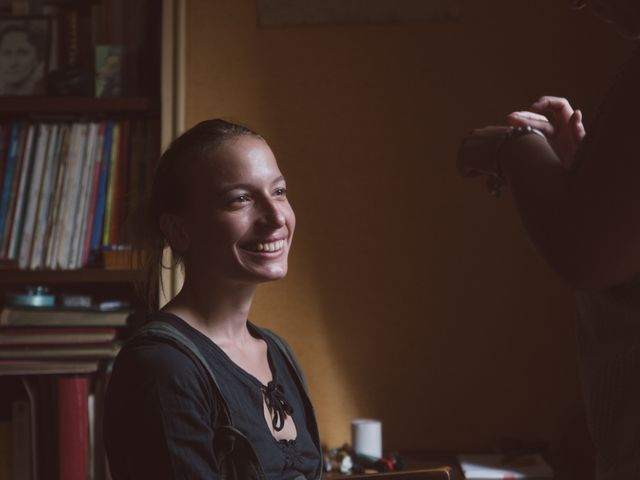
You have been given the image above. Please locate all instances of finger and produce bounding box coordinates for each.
[570,109,586,141]
[531,96,575,124]
[506,112,555,137]
[507,111,549,123]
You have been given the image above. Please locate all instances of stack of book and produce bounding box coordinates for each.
[0,307,130,480]
[0,307,128,364]
[0,119,153,270]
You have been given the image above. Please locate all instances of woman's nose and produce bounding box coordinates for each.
[259,200,286,228]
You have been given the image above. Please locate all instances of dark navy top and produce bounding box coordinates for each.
[104,312,321,479]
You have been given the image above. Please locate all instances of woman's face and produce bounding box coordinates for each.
[574,0,640,39]
[0,31,37,84]
[183,135,296,285]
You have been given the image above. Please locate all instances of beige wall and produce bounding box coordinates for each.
[184,0,633,456]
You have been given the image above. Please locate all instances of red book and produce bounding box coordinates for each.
[58,376,89,480]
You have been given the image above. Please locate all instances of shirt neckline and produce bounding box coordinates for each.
[154,310,277,389]
[153,311,300,445]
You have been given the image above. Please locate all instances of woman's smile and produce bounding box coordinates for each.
[243,238,287,253]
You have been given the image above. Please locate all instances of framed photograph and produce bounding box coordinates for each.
[95,45,124,97]
[0,16,50,95]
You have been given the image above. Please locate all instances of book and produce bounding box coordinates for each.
[0,344,120,360]
[81,122,107,267]
[45,125,71,269]
[7,124,36,262]
[93,368,111,480]
[18,125,50,269]
[0,124,9,204]
[35,376,57,480]
[88,392,95,480]
[0,123,26,258]
[11,398,32,480]
[71,123,100,269]
[29,125,62,270]
[91,122,114,257]
[111,120,129,244]
[0,123,11,232]
[103,122,120,246]
[0,309,130,328]
[0,328,116,346]
[0,360,99,375]
[58,376,89,480]
[457,454,554,479]
[57,123,89,269]
[0,418,12,480]
[2,125,31,260]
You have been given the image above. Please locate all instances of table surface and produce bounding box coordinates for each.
[324,452,464,479]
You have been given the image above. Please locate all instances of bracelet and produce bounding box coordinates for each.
[489,126,545,198]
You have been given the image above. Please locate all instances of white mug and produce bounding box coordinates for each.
[351,418,382,458]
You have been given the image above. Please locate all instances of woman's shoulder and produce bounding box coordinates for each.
[112,313,212,389]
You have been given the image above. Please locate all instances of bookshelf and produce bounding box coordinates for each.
[0,0,162,478]
[0,96,156,114]
[0,268,145,285]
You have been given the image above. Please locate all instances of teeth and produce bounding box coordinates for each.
[250,240,285,253]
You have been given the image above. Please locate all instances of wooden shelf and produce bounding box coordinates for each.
[0,96,155,114]
[0,269,145,285]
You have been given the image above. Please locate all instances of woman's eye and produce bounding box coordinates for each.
[231,194,251,204]
[274,187,287,197]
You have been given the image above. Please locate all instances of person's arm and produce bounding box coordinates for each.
[105,343,219,479]
[497,99,640,291]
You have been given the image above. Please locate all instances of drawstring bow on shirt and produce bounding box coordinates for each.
[262,381,293,432]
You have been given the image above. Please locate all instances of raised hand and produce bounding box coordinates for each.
[506,96,585,168]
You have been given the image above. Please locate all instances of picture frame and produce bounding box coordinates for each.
[0,16,51,96]
[95,45,125,97]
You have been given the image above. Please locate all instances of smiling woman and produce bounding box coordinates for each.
[103,120,322,480]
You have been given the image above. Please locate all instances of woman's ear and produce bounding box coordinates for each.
[159,213,190,253]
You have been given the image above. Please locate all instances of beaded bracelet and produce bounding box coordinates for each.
[489,125,545,198]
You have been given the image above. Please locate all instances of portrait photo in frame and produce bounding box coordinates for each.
[0,16,51,95]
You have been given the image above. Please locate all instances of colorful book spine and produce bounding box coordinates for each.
[6,124,36,261]
[82,122,106,266]
[0,119,146,269]
[111,120,130,245]
[103,122,120,246]
[0,124,23,257]
[91,122,114,255]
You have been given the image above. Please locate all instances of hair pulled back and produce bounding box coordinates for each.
[138,119,262,310]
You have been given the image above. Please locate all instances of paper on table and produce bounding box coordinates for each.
[457,454,553,479]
